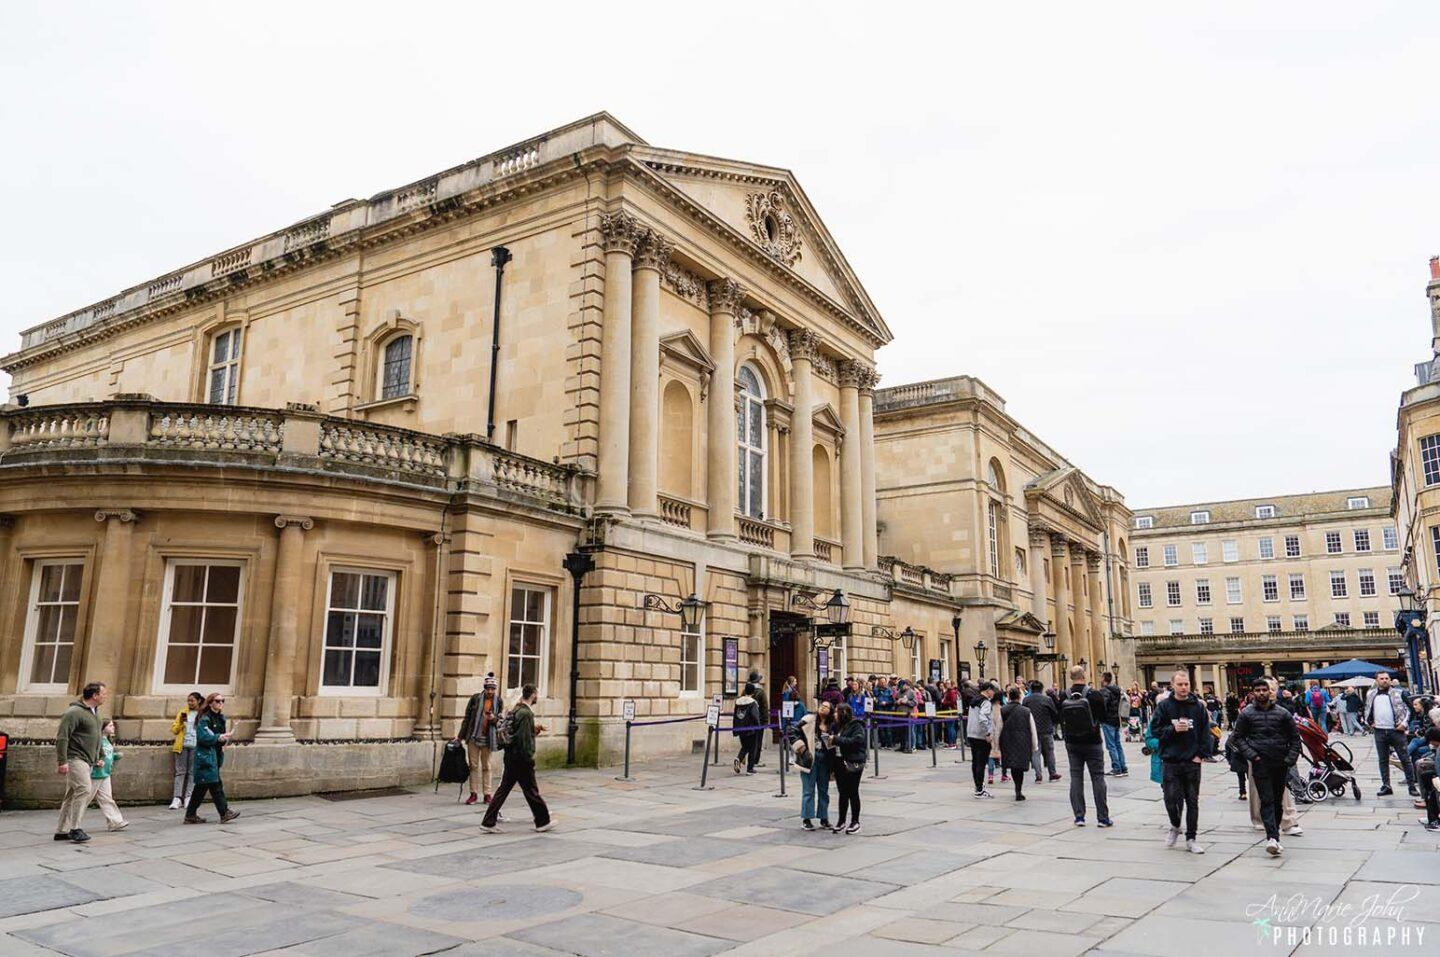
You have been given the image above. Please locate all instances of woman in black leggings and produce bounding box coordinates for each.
[831,703,868,834]
[965,683,998,798]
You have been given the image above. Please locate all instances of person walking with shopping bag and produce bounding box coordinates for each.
[184,693,240,824]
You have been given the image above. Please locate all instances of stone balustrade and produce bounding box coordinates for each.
[1133,627,1392,659]
[150,406,284,453]
[658,494,693,530]
[8,406,110,450]
[737,515,775,548]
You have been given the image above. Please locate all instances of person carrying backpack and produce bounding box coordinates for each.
[732,683,763,775]
[1304,682,1330,727]
[1061,664,1112,827]
[480,683,552,833]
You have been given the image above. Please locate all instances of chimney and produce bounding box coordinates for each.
[1430,256,1439,281]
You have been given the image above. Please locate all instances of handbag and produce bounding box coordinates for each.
[843,758,865,773]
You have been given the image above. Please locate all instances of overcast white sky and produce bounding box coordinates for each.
[2,2,1436,507]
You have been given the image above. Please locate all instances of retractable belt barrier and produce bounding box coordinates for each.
[615,713,709,781]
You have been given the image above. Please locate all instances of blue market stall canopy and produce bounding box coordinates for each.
[1301,659,1395,680]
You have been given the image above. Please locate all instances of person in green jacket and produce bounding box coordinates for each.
[88,719,129,831]
[184,692,240,824]
[480,683,552,833]
[54,681,107,843]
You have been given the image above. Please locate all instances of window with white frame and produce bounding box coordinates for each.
[1266,615,1282,633]
[911,638,922,681]
[1329,570,1347,599]
[1195,579,1211,605]
[1191,510,1210,525]
[1421,435,1440,486]
[1191,543,1207,565]
[1166,580,1182,606]
[1140,620,1155,636]
[1432,526,1440,578]
[1163,544,1178,567]
[1229,616,1245,634]
[1285,535,1301,558]
[379,335,413,400]
[1225,577,1242,604]
[1198,617,1214,636]
[1255,505,1276,519]
[1354,529,1371,553]
[1135,516,1154,529]
[1363,611,1380,629]
[1358,568,1376,597]
[1134,546,1149,568]
[206,327,243,405]
[939,639,952,680]
[507,585,551,693]
[1347,496,1370,510]
[1289,573,1305,600]
[1293,614,1308,631]
[1334,612,1351,627]
[322,569,394,692]
[680,614,703,695]
[19,560,83,691]
[737,365,767,519]
[1137,582,1153,608]
[156,561,242,689]
[1383,527,1398,550]
[1257,537,1273,560]
[1325,531,1342,554]
[1261,575,1279,602]
[1388,568,1405,595]
[987,501,1001,578]
[1168,619,1184,635]
[1222,539,1238,562]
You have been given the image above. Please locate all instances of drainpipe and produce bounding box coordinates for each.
[486,246,512,442]
[562,549,596,765]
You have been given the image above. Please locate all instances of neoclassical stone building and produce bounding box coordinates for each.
[873,376,1135,687]
[0,114,983,802]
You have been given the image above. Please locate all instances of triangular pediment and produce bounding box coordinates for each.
[1026,467,1104,530]
[659,330,715,374]
[812,402,846,438]
[634,147,891,344]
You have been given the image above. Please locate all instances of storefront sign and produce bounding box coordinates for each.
[723,637,740,697]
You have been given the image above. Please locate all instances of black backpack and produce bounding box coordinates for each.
[437,740,470,783]
[1061,689,1099,739]
[733,699,759,736]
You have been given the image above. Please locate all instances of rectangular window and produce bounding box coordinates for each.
[1255,505,1276,519]
[1135,516,1154,529]
[507,585,551,693]
[1163,545,1178,567]
[1363,611,1380,628]
[1358,569,1376,597]
[1289,573,1306,600]
[1168,619,1184,635]
[1166,581,1182,607]
[1293,615,1308,632]
[1198,618,1214,636]
[207,327,243,405]
[1330,570,1348,599]
[1389,568,1405,595]
[1134,546,1149,568]
[1285,535,1301,558]
[1137,582,1153,608]
[939,639,952,680]
[1259,537,1275,559]
[1347,496,1370,510]
[1225,577,1242,604]
[1325,531,1342,554]
[1354,529,1371,553]
[1191,543,1208,565]
[1230,616,1245,634]
[1262,575,1279,602]
[1334,612,1351,627]
[1433,526,1440,578]
[1195,579,1211,605]
[20,560,83,691]
[1422,435,1440,486]
[1222,540,1238,563]
[986,502,1000,578]
[322,569,394,693]
[1140,620,1155,636]
[1383,527,1399,550]
[1190,510,1210,525]
[156,561,242,690]
[680,615,703,695]
[1267,615,1282,633]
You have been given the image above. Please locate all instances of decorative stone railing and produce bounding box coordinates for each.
[813,537,838,564]
[737,516,775,548]
[658,494,693,530]
[0,397,586,515]
[1133,628,1393,658]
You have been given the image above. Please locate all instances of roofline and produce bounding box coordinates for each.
[1133,484,1392,515]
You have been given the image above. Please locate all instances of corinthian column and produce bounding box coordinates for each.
[257,515,313,742]
[627,229,672,519]
[1051,534,1071,661]
[596,212,642,514]
[1087,551,1107,673]
[837,361,865,570]
[86,509,139,694]
[858,368,879,568]
[1028,524,1050,624]
[788,329,818,559]
[1070,545,1090,669]
[706,279,743,540]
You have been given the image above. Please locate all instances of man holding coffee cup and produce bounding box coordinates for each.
[1148,668,1212,853]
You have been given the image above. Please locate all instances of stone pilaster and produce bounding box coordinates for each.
[706,278,743,540]
[1050,533,1071,664]
[1070,545,1089,671]
[837,360,865,570]
[627,229,673,518]
[257,515,314,742]
[788,328,819,559]
[596,212,642,513]
[326,281,363,415]
[85,509,140,694]
[858,368,879,568]
[1087,550,1106,676]
[1028,524,1050,625]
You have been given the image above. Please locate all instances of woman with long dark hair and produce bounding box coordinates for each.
[830,703,867,834]
[184,692,240,824]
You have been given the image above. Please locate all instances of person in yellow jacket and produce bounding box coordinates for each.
[168,691,203,810]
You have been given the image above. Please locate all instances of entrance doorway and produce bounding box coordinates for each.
[768,612,806,739]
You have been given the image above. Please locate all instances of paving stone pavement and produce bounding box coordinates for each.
[1,732,1436,955]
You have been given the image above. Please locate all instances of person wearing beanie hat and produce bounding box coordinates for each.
[457,673,502,805]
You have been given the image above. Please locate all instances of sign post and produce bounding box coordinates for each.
[694,704,721,791]
[616,700,637,781]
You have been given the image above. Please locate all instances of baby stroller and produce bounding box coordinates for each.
[1293,714,1360,801]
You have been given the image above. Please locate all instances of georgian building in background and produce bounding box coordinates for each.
[1129,487,1403,694]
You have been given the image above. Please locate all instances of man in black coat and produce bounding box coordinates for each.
[1100,672,1129,777]
[1150,669,1212,853]
[1022,680,1061,783]
[1231,677,1301,856]
[1060,665,1111,827]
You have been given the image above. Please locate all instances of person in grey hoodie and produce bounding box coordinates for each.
[965,682,1000,798]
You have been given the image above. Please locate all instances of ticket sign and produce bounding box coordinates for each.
[924,700,937,718]
[781,700,796,719]
[705,704,721,727]
[622,699,636,722]
[713,693,723,711]
[864,696,875,714]
[817,647,830,682]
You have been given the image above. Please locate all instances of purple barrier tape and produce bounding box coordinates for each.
[719,721,782,733]
[628,715,707,727]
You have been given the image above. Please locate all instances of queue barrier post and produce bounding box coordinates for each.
[693,725,715,791]
[931,717,939,768]
[615,720,633,782]
[774,719,788,798]
[869,715,886,780]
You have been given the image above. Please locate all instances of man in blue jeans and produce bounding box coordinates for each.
[1100,672,1128,777]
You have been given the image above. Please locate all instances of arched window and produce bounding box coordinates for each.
[987,458,1006,493]
[206,326,242,405]
[737,365,766,519]
[380,334,413,400]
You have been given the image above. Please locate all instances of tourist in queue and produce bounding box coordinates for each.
[1365,671,1418,797]
[1061,664,1112,827]
[731,681,763,775]
[830,703,867,834]
[168,691,202,810]
[998,686,1038,801]
[1022,679,1061,782]
[1149,669,1211,854]
[1231,677,1300,856]
[53,681,107,844]
[481,683,552,833]
[941,680,960,749]
[87,718,129,832]
[747,668,770,769]
[185,692,240,824]
[456,673,502,806]
[965,682,999,799]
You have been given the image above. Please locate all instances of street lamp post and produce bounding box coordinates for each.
[951,612,963,684]
[974,639,988,680]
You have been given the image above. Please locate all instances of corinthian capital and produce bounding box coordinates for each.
[634,230,675,272]
[707,278,746,315]
[1050,533,1068,558]
[788,327,821,363]
[599,211,643,256]
[859,367,881,395]
[837,359,866,389]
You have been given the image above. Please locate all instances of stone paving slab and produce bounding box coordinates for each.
[506,912,732,957]
[0,875,107,919]
[689,865,899,915]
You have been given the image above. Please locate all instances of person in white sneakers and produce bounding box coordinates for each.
[1147,670,1211,854]
[480,683,552,834]
[1245,678,1304,840]
[1231,677,1301,856]
[168,691,203,810]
